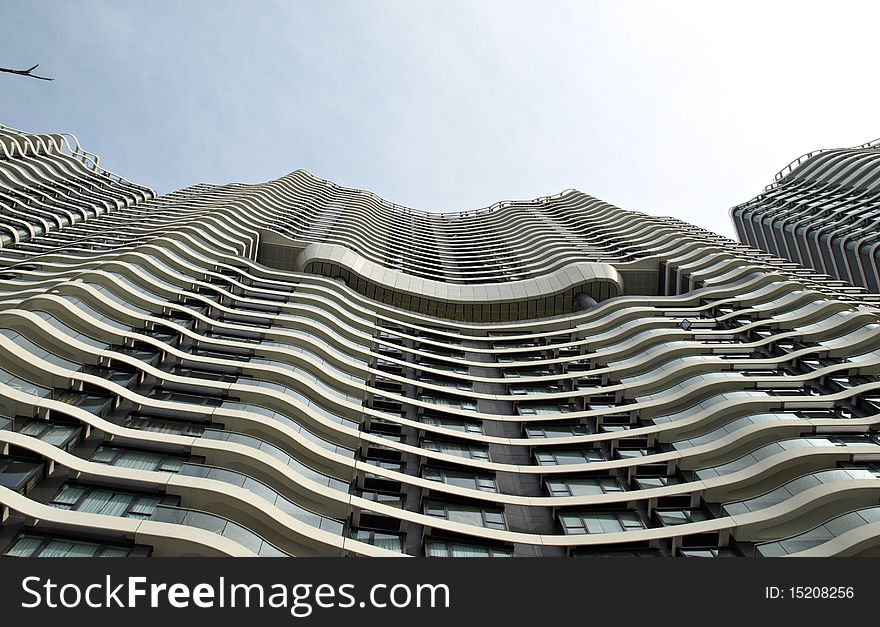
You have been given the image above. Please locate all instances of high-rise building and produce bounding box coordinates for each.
[732,139,880,293]
[2,124,880,558]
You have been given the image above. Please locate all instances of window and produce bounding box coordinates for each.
[423,439,490,461]
[368,430,404,445]
[49,484,160,519]
[525,424,587,438]
[535,449,604,465]
[655,509,710,526]
[497,353,544,363]
[377,331,404,344]
[19,420,81,450]
[90,446,186,472]
[509,384,561,396]
[492,341,540,349]
[502,368,555,378]
[420,376,473,392]
[600,423,630,434]
[359,490,404,508]
[633,476,669,489]
[350,528,404,552]
[678,548,728,557]
[572,548,659,557]
[420,346,464,360]
[0,457,44,494]
[4,533,135,557]
[123,416,205,437]
[615,448,648,459]
[421,414,483,434]
[362,452,405,472]
[546,476,623,497]
[417,360,468,375]
[425,539,512,557]
[559,511,645,534]
[150,389,224,407]
[423,499,506,530]
[420,395,478,411]
[423,467,497,492]
[518,403,572,416]
[54,392,113,416]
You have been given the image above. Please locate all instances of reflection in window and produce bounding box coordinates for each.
[3,533,135,557]
[0,457,43,494]
[425,539,512,557]
[49,484,160,519]
[535,449,604,465]
[510,384,561,396]
[424,499,506,530]
[90,446,186,472]
[421,414,483,434]
[18,420,81,450]
[359,489,404,508]
[350,528,404,552]
[518,403,572,416]
[546,476,623,496]
[655,509,710,526]
[423,439,490,461]
[420,395,478,411]
[123,415,206,437]
[525,424,588,438]
[424,467,497,492]
[559,510,644,534]
[679,548,735,557]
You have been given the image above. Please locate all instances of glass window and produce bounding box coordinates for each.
[633,476,668,489]
[525,424,588,438]
[546,476,622,496]
[518,403,572,416]
[123,416,205,437]
[510,385,561,396]
[421,414,483,434]
[559,510,645,534]
[655,509,710,526]
[51,484,86,508]
[350,529,404,552]
[535,449,604,465]
[423,467,497,492]
[425,539,512,557]
[0,457,43,493]
[423,439,490,461]
[359,490,403,508]
[679,549,722,557]
[615,448,648,458]
[420,376,473,392]
[423,499,506,530]
[4,535,42,557]
[420,395,478,411]
[49,483,160,519]
[41,539,99,557]
[90,446,186,472]
[19,420,81,449]
[3,533,134,557]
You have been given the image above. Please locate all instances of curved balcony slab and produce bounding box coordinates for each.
[258,234,623,322]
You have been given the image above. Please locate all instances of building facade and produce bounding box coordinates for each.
[1,124,880,557]
[732,139,880,293]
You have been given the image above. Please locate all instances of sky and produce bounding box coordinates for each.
[2,1,880,239]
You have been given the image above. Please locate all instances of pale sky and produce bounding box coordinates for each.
[3,1,880,239]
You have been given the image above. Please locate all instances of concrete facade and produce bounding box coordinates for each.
[1,124,880,557]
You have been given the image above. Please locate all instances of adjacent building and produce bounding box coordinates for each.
[732,139,880,293]
[1,124,880,557]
